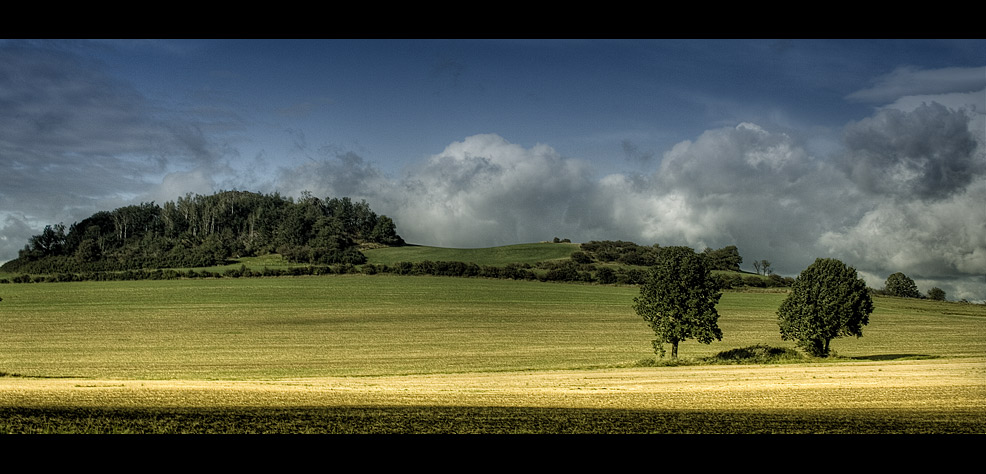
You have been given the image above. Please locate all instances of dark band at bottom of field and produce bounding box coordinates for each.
[2,406,983,434]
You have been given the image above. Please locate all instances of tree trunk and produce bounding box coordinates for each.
[671,341,679,360]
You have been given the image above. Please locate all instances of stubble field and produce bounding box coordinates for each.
[1,274,984,433]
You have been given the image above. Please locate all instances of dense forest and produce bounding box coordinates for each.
[1,191,404,274]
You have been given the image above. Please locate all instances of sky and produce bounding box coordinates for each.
[1,39,984,301]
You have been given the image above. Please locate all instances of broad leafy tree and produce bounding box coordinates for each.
[927,287,946,301]
[634,246,723,359]
[885,272,921,298]
[778,258,873,357]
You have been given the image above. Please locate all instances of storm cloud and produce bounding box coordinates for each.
[0,42,235,260]
[841,102,982,200]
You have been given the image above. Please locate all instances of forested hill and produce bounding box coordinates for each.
[1,191,405,274]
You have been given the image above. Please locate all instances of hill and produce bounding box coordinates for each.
[0,191,403,275]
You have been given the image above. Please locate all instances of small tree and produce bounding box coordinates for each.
[634,246,723,360]
[927,287,946,301]
[885,272,921,298]
[778,258,873,357]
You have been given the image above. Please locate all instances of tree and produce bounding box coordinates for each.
[701,245,743,271]
[633,246,723,359]
[777,258,873,357]
[927,287,946,301]
[885,272,921,298]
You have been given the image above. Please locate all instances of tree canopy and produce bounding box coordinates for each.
[885,272,921,298]
[777,258,874,357]
[633,246,723,359]
[580,240,744,271]
[927,287,946,301]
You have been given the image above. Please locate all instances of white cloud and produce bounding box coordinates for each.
[387,134,595,247]
[819,180,986,278]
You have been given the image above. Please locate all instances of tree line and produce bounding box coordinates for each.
[577,240,743,271]
[1,191,404,275]
[3,230,795,289]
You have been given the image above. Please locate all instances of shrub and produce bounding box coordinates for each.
[704,344,804,364]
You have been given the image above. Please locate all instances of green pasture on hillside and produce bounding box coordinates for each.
[362,242,580,267]
[1,275,984,380]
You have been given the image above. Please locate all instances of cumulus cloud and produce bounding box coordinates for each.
[270,114,981,300]
[385,134,596,246]
[819,180,986,278]
[592,123,867,276]
[300,127,849,278]
[354,122,980,299]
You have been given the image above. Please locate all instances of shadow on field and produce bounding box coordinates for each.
[1,405,981,434]
[849,354,938,361]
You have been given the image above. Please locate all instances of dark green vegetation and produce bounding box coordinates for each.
[1,191,403,275]
[579,241,741,271]
[928,287,947,301]
[1,239,784,289]
[885,272,921,298]
[632,344,806,367]
[778,258,874,357]
[634,246,723,359]
[704,344,805,365]
[2,406,982,434]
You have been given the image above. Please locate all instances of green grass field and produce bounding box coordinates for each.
[362,242,580,266]
[1,274,984,433]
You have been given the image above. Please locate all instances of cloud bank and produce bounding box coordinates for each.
[277,96,983,300]
[266,107,983,299]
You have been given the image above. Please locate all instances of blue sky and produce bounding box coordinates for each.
[1,39,984,300]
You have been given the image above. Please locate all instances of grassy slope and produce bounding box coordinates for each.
[0,242,579,280]
[2,275,983,380]
[362,242,580,266]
